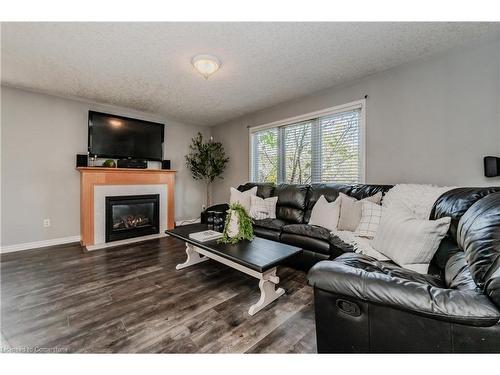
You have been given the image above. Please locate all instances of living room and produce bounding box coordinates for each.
[1,0,499,373]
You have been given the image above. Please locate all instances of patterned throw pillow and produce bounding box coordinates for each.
[337,192,383,231]
[355,201,384,238]
[249,195,278,220]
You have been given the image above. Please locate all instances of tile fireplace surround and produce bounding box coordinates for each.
[77,167,176,250]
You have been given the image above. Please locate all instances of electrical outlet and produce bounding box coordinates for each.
[43,219,51,227]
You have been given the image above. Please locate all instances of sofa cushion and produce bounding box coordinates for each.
[282,224,331,241]
[445,251,479,292]
[283,249,330,272]
[430,187,500,241]
[253,226,281,242]
[337,192,382,232]
[274,184,309,223]
[429,187,500,274]
[249,195,278,220]
[230,186,257,212]
[348,184,393,200]
[328,233,357,254]
[280,233,330,255]
[253,218,287,231]
[371,208,451,274]
[238,182,275,199]
[486,274,500,308]
[307,253,500,326]
[355,201,384,238]
[304,183,352,223]
[429,236,461,273]
[308,195,341,232]
[457,192,500,294]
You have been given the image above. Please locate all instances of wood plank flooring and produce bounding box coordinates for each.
[1,236,316,353]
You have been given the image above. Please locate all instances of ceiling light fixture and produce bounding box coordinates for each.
[191,54,221,79]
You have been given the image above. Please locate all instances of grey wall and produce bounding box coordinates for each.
[211,39,500,204]
[1,86,210,246]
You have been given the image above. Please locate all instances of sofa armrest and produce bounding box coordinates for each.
[307,253,500,327]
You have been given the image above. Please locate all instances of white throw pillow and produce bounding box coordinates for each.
[249,195,278,220]
[371,208,451,274]
[229,186,257,213]
[355,201,384,239]
[382,184,455,220]
[337,192,383,232]
[308,195,341,232]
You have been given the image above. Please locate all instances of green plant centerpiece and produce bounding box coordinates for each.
[185,132,229,207]
[218,203,254,244]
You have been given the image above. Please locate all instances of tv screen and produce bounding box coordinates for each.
[88,111,164,161]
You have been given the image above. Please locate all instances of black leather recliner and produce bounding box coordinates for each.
[307,188,500,353]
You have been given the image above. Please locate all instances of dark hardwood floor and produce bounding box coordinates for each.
[1,236,316,353]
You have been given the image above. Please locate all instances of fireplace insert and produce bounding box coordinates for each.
[105,194,160,242]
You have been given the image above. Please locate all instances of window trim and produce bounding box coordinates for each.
[248,99,366,184]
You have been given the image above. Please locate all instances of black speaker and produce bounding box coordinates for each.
[484,156,500,177]
[162,160,171,169]
[76,154,88,168]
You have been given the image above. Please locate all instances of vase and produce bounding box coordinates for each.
[226,210,239,238]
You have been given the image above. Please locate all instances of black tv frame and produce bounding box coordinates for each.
[88,111,165,161]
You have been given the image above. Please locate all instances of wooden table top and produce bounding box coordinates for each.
[166,223,302,273]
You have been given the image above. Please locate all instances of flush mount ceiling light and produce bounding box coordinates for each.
[191,54,221,79]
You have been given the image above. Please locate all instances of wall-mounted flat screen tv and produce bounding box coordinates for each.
[88,111,164,161]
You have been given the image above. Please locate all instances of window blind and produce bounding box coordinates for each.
[251,105,362,184]
[283,120,312,184]
[314,108,361,183]
[251,128,279,183]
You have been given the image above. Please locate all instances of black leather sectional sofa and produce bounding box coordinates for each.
[205,182,393,270]
[204,182,500,352]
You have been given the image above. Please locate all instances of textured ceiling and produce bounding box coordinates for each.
[2,22,500,126]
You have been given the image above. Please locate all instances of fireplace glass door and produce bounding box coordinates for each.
[105,194,160,242]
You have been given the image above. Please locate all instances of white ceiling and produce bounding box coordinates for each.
[2,22,499,126]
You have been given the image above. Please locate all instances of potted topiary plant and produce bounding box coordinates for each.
[185,132,229,207]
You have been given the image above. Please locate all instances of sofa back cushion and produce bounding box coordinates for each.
[274,184,309,223]
[238,182,275,199]
[429,187,500,272]
[303,184,352,223]
[457,192,500,306]
[430,187,500,241]
[349,184,393,201]
[444,251,478,291]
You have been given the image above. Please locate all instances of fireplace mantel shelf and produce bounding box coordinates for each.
[77,167,177,173]
[77,167,176,248]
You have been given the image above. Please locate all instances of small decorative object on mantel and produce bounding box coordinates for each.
[102,159,116,168]
[218,203,254,244]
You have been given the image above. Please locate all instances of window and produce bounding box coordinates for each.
[250,101,364,184]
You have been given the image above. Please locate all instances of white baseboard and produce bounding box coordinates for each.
[0,235,81,254]
[85,233,167,251]
[175,218,201,226]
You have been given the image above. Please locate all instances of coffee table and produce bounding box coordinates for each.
[166,224,302,315]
